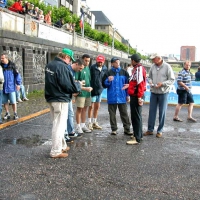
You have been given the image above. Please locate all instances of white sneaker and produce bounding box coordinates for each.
[76,126,83,134]
[17,98,23,103]
[23,97,29,101]
[126,139,139,145]
[82,125,91,133]
[88,122,93,130]
[93,122,102,129]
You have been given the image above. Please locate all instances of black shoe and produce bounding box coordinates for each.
[124,131,133,135]
[68,132,82,138]
[13,113,19,120]
[64,134,74,143]
[4,112,10,120]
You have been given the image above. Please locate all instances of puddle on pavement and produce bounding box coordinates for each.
[42,139,95,149]
[74,140,93,148]
[1,135,46,147]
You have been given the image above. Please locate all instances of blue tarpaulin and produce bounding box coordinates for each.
[101,81,200,105]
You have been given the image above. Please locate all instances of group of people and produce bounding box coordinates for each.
[7,0,51,24]
[44,48,145,158]
[0,53,29,124]
[2,0,77,32]
[45,49,108,158]
[6,1,76,30]
[45,48,198,158]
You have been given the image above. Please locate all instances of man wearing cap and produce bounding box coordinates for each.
[126,54,146,145]
[144,53,175,138]
[45,48,83,158]
[87,55,108,130]
[102,57,131,135]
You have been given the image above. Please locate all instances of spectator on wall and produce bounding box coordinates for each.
[62,22,74,32]
[32,7,39,20]
[44,10,52,25]
[24,1,30,14]
[0,0,7,8]
[55,18,64,28]
[38,10,44,22]
[9,0,25,14]
[27,4,34,17]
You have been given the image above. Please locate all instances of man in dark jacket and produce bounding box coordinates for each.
[0,53,21,120]
[45,48,82,158]
[102,57,131,135]
[54,18,64,28]
[87,55,107,130]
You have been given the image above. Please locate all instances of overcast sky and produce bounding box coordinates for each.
[86,0,200,59]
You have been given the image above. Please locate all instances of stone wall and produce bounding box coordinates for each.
[0,29,130,93]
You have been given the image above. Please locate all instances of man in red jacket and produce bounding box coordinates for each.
[126,54,146,145]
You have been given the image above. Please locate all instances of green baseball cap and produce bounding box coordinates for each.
[62,48,75,61]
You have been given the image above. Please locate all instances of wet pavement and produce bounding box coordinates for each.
[0,100,200,200]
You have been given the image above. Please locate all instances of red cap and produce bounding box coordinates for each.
[96,55,105,62]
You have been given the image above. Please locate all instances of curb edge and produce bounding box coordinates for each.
[0,108,50,130]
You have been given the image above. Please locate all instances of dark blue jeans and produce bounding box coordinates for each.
[147,92,169,133]
[0,90,2,121]
[66,100,74,134]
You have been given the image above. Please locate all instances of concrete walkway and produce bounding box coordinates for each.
[0,99,200,200]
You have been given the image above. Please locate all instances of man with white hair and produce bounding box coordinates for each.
[173,60,196,122]
[144,53,175,138]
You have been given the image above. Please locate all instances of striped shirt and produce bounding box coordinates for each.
[177,69,193,90]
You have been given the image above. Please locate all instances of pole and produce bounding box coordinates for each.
[82,13,85,38]
[127,40,129,56]
[111,28,115,55]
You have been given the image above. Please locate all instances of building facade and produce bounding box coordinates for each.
[180,46,196,61]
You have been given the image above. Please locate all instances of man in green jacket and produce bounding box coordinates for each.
[75,54,93,134]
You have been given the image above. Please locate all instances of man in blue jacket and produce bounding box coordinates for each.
[102,57,131,135]
[0,53,21,120]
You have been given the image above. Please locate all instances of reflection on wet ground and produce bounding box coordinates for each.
[1,134,47,147]
[1,123,200,148]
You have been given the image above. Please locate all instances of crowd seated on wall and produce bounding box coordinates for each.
[3,1,76,32]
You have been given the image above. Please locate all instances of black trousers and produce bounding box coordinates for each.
[130,96,143,142]
[108,103,131,132]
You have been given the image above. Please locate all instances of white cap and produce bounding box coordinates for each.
[150,53,161,59]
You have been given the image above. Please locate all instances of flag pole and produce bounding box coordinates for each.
[82,12,84,38]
